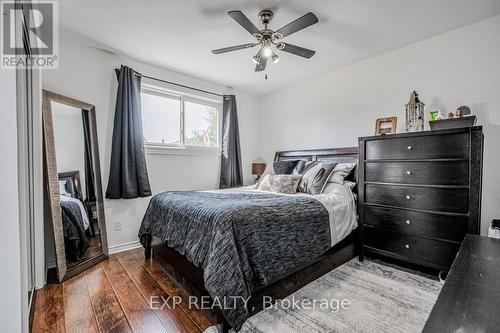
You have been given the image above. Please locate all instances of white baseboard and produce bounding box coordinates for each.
[47,241,142,266]
[108,240,142,254]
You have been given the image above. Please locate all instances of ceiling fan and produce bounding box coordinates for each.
[212,9,318,72]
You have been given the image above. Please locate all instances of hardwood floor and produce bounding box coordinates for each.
[32,248,214,333]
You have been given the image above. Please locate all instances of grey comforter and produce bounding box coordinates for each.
[61,200,89,262]
[138,190,331,331]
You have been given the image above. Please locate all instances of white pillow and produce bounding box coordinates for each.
[328,163,356,184]
[59,180,69,195]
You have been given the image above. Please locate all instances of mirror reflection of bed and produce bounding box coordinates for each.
[52,101,103,269]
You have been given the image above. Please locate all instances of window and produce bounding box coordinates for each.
[141,86,221,152]
[141,91,181,145]
[184,101,219,147]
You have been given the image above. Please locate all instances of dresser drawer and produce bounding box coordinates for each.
[365,228,460,269]
[364,206,468,241]
[365,184,469,214]
[365,161,469,186]
[365,133,469,160]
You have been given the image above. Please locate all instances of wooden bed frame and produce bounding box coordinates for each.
[144,146,361,331]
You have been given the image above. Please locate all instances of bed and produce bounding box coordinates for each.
[59,171,91,262]
[139,147,360,332]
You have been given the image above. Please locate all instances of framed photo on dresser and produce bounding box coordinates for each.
[375,117,397,135]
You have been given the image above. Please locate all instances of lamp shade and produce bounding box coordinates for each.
[252,162,267,175]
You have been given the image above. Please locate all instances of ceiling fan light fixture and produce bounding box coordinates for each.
[262,41,274,58]
[262,45,273,58]
[261,39,274,58]
[272,53,279,64]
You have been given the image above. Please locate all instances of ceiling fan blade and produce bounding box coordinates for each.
[212,43,257,54]
[228,10,261,36]
[255,56,267,72]
[280,43,316,59]
[275,12,318,38]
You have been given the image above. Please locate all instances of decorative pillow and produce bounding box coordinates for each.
[296,162,337,195]
[258,174,302,194]
[255,160,301,188]
[292,161,316,177]
[329,163,356,184]
[272,160,300,174]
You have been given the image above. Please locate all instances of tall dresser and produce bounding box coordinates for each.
[358,126,483,272]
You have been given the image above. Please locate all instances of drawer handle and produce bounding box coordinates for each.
[405,195,411,200]
[407,146,413,150]
[404,244,410,249]
[406,170,412,175]
[405,220,411,225]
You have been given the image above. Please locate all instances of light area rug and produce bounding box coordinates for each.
[204,259,442,333]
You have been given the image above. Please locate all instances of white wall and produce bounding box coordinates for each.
[0,70,22,330]
[42,35,261,253]
[52,105,87,196]
[259,15,500,235]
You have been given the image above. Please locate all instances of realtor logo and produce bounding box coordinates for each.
[1,0,58,69]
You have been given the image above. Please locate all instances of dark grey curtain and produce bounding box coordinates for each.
[219,95,243,188]
[81,110,96,202]
[106,65,152,199]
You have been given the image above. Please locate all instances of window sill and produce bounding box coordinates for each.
[145,145,221,157]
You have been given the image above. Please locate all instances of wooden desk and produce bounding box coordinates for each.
[423,234,500,332]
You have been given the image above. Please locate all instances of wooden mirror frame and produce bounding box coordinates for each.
[42,90,108,282]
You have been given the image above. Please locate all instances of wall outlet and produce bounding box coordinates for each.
[114,221,122,231]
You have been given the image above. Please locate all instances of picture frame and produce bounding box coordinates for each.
[375,117,397,135]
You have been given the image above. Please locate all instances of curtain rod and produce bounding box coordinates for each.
[116,67,227,98]
[136,71,224,98]
[116,67,226,98]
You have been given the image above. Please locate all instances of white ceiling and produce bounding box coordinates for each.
[59,0,500,95]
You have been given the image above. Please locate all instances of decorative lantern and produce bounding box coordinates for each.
[405,91,425,132]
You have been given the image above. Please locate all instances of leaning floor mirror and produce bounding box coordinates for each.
[42,90,108,282]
